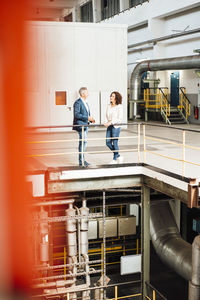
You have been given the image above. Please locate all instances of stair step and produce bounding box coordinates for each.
[170,121,187,124]
[168,119,184,122]
[168,116,184,120]
[170,119,186,122]
[168,115,183,118]
[169,113,181,116]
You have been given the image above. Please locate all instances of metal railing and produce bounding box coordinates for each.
[26,123,141,166]
[179,87,191,120]
[145,282,167,300]
[26,122,200,178]
[144,88,170,122]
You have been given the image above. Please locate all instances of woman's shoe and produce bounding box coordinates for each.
[109,160,117,164]
[117,156,124,164]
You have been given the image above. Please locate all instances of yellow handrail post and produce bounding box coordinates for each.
[138,123,141,163]
[181,90,183,112]
[145,89,147,107]
[81,125,84,166]
[123,236,126,256]
[182,131,185,178]
[159,90,161,111]
[153,290,156,300]
[67,293,70,300]
[115,285,118,300]
[101,242,103,276]
[143,125,146,163]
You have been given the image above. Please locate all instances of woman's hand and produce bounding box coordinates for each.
[104,121,111,128]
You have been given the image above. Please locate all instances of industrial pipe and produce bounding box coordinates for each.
[188,235,200,300]
[39,207,49,264]
[130,55,200,118]
[150,201,192,281]
[80,199,89,255]
[128,27,200,49]
[65,204,77,258]
[74,206,81,263]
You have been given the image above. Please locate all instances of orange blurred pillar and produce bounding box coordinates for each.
[0,0,31,297]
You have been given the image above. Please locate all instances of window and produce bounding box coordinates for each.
[64,13,72,22]
[55,91,67,105]
[81,1,93,22]
[101,0,120,20]
[130,0,149,8]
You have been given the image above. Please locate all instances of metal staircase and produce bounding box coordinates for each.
[144,87,191,125]
[161,106,188,125]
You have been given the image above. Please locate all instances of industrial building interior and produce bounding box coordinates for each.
[1,1,200,300]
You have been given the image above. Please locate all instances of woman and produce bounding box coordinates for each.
[104,91,123,164]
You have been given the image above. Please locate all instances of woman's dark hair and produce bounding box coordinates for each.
[111,91,122,105]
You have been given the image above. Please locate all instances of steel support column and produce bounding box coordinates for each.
[141,185,150,300]
[92,0,101,22]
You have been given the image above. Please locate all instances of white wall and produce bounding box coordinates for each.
[25,22,127,129]
[101,0,200,123]
[101,0,200,83]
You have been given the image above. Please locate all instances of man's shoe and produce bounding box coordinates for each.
[84,161,90,167]
[109,160,117,165]
[117,156,124,164]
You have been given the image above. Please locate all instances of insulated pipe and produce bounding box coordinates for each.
[80,199,89,255]
[74,206,81,263]
[150,201,192,281]
[189,235,200,300]
[130,55,200,118]
[39,208,49,264]
[65,204,77,258]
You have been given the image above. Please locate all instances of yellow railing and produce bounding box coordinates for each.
[110,284,164,300]
[144,88,170,122]
[27,123,200,179]
[179,87,191,120]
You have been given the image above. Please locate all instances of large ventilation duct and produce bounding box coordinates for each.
[150,201,192,281]
[130,55,200,118]
[189,235,200,300]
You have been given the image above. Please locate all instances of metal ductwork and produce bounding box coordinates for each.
[150,201,192,281]
[130,55,200,118]
[189,235,200,300]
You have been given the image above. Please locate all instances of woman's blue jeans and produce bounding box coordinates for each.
[106,125,121,160]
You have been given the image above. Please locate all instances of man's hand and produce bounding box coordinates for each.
[88,116,95,123]
[104,121,111,128]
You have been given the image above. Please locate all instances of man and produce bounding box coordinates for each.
[73,87,95,166]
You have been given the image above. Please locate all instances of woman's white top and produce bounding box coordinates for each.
[106,104,123,128]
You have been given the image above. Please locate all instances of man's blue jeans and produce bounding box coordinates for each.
[78,127,88,165]
[106,125,121,160]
